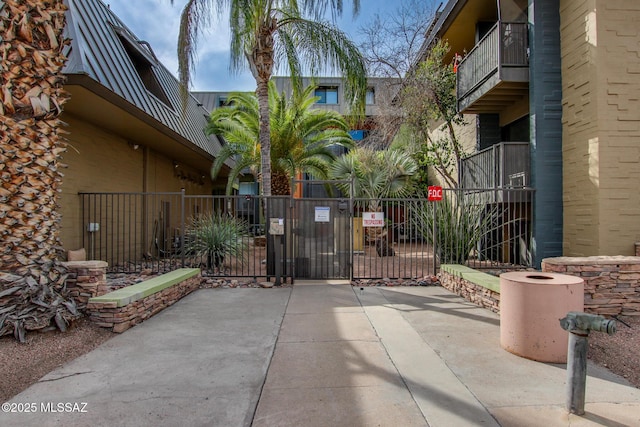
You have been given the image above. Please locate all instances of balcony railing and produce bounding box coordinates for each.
[457,21,529,108]
[459,142,530,189]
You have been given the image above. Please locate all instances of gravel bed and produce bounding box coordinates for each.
[587,314,640,387]
[0,318,114,403]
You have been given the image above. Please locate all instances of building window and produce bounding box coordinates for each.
[113,26,173,109]
[365,88,375,105]
[315,86,338,104]
[218,96,229,107]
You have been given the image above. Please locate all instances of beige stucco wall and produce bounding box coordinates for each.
[59,114,216,255]
[560,0,640,256]
[427,115,477,187]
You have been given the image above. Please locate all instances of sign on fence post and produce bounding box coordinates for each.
[428,186,443,201]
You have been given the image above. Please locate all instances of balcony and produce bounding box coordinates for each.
[457,22,529,114]
[459,142,530,190]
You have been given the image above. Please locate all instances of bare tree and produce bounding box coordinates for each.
[358,2,466,187]
[356,0,437,149]
[402,40,465,188]
[359,0,436,80]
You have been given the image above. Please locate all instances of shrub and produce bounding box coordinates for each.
[184,213,249,270]
[412,192,501,264]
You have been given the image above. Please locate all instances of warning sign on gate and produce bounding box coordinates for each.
[362,212,384,227]
[315,206,331,222]
[428,186,443,201]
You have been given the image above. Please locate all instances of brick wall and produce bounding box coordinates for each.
[439,256,640,316]
[560,0,640,256]
[542,256,640,315]
[86,275,201,333]
[59,115,217,254]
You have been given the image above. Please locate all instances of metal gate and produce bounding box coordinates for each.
[79,188,533,279]
[291,197,352,280]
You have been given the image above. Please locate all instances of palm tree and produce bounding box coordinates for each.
[175,0,367,197]
[207,82,354,195]
[0,0,77,340]
[330,147,417,255]
[330,147,418,205]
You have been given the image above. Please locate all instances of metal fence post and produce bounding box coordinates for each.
[180,188,185,268]
[432,195,437,277]
[350,175,354,282]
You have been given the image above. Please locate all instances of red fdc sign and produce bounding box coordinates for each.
[428,186,443,201]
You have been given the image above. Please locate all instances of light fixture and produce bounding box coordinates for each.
[128,142,140,150]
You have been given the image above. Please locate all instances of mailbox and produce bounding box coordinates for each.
[269,218,284,235]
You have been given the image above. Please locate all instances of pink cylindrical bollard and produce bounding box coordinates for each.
[500,272,584,363]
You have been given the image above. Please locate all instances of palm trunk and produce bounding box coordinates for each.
[256,78,272,196]
[271,170,291,196]
[0,0,78,341]
[249,16,277,197]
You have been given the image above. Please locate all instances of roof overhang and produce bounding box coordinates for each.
[63,73,227,175]
[422,0,498,63]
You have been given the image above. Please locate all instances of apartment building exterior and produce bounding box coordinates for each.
[422,0,640,265]
[59,0,230,255]
[194,76,401,197]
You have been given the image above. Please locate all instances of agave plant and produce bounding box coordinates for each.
[412,191,502,264]
[184,213,249,271]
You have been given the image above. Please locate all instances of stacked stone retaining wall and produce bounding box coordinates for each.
[62,261,109,308]
[542,256,640,316]
[86,274,201,333]
[438,271,500,314]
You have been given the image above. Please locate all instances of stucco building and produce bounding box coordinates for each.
[59,0,230,255]
[422,0,640,265]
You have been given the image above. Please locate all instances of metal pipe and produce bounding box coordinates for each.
[566,331,589,415]
[559,312,617,415]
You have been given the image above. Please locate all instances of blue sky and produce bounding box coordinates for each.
[105,0,394,91]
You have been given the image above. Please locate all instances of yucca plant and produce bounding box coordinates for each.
[184,213,249,271]
[412,192,501,264]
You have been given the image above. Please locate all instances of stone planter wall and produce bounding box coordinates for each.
[62,260,109,308]
[439,271,501,313]
[87,274,201,333]
[542,256,640,316]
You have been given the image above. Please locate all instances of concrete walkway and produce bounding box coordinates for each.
[2,284,640,426]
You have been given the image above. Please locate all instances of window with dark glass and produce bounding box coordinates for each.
[315,86,338,104]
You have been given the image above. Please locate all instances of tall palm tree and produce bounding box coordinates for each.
[0,0,77,340]
[207,81,354,195]
[175,0,367,196]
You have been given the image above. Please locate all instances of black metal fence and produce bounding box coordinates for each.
[78,188,534,280]
[460,142,530,189]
